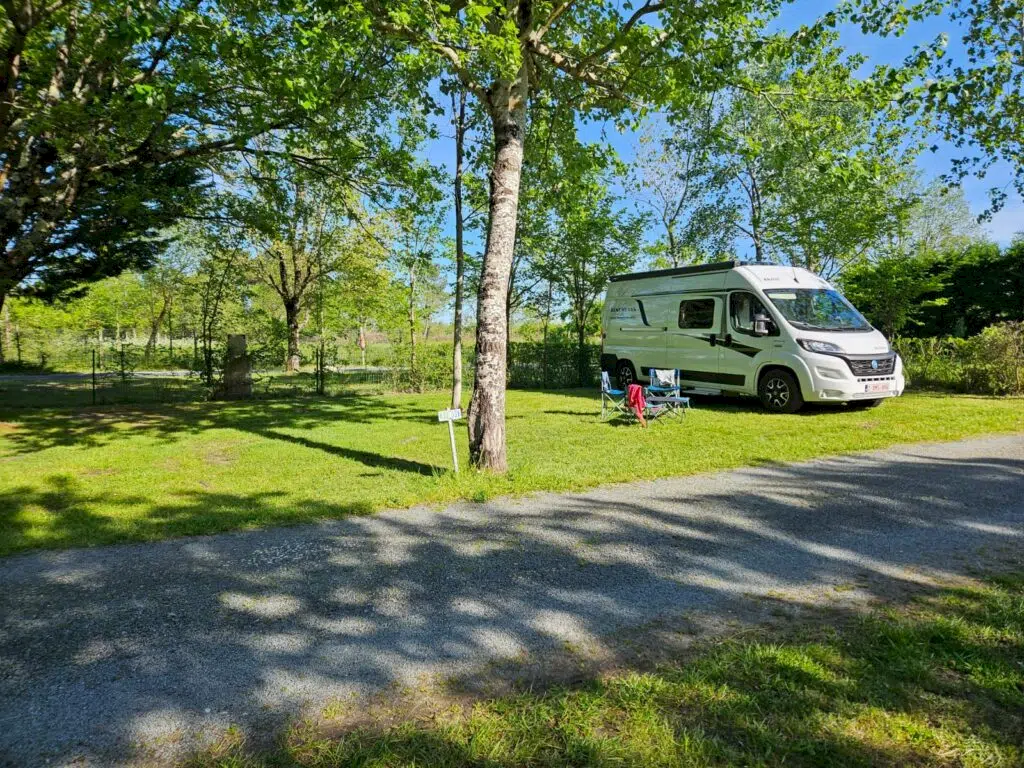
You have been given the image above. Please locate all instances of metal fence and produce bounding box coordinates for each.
[0,341,604,410]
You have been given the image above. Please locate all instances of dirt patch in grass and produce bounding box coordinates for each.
[79,467,118,477]
[202,441,239,466]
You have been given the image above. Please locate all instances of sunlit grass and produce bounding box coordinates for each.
[189,573,1024,767]
[0,390,1021,555]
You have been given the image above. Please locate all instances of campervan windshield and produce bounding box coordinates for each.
[765,289,871,332]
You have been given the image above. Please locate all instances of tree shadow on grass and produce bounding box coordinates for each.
[0,393,448,464]
[0,445,1021,765]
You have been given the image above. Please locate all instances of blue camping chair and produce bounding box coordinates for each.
[600,371,628,421]
[645,368,691,417]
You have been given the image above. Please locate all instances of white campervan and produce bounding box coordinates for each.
[600,261,904,413]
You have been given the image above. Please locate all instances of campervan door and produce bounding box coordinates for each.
[645,271,729,388]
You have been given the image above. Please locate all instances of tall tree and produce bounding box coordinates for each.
[390,207,444,382]
[0,0,395,314]
[337,0,784,471]
[449,83,469,409]
[539,171,643,384]
[844,0,1024,212]
[710,40,918,275]
[236,160,385,372]
[629,105,736,267]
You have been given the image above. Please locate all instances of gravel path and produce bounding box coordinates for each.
[2,434,1022,767]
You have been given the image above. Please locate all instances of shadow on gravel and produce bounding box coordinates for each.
[187,572,1024,766]
[0,444,1021,765]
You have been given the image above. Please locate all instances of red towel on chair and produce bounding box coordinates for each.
[626,383,646,420]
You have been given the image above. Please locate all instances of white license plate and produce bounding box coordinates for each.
[865,382,892,393]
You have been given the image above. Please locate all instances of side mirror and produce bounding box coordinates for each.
[753,313,770,337]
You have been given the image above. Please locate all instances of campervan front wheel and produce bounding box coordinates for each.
[758,369,804,414]
[615,360,637,389]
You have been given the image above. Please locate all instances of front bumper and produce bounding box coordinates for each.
[802,353,905,402]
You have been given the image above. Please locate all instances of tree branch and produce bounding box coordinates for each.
[374,19,489,103]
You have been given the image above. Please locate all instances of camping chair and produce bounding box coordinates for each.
[645,368,691,418]
[600,371,629,421]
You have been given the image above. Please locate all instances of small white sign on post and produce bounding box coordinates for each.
[437,408,464,473]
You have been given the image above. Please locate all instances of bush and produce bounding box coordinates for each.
[896,322,1024,395]
[962,322,1024,395]
[508,342,601,389]
[384,343,472,392]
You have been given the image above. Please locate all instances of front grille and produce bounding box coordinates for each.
[846,355,895,377]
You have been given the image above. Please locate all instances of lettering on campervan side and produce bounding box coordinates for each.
[609,304,639,321]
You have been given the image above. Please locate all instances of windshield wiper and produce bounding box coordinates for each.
[792,322,834,331]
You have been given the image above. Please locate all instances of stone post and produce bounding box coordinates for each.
[220,334,252,400]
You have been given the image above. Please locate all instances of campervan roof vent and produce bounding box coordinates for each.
[609,260,738,283]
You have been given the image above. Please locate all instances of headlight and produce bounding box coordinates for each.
[798,339,843,354]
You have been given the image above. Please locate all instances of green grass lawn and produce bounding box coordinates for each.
[195,572,1024,767]
[0,390,1021,556]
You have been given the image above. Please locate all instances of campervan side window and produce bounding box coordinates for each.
[678,299,715,329]
[730,292,776,336]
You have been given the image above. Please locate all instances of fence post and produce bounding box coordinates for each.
[91,349,96,405]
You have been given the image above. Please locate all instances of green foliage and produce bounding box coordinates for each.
[706,34,919,274]
[915,237,1024,337]
[629,109,738,267]
[508,342,602,389]
[845,235,1024,339]
[842,253,946,337]
[531,161,643,362]
[383,342,469,392]
[843,0,1024,213]
[896,322,1024,395]
[0,0,398,301]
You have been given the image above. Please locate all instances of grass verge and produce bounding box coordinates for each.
[1,390,1022,555]
[191,571,1024,767]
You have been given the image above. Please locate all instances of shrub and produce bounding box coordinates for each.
[384,343,471,392]
[961,322,1024,395]
[507,342,601,389]
[896,322,1024,395]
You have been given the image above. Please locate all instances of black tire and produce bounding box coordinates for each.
[849,398,883,410]
[615,360,637,390]
[758,369,804,413]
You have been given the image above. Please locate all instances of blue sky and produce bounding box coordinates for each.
[774,2,1021,245]
[423,1,1021,262]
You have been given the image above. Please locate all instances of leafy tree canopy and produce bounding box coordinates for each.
[0,0,407,305]
[838,0,1024,214]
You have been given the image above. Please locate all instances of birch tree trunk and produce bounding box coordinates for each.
[408,263,417,380]
[467,94,526,472]
[451,87,466,410]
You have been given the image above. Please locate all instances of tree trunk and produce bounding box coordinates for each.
[408,264,417,382]
[284,299,301,373]
[451,87,466,410]
[505,283,513,372]
[0,292,9,363]
[666,223,679,267]
[145,298,169,359]
[467,96,526,472]
[577,317,588,388]
[541,280,553,388]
